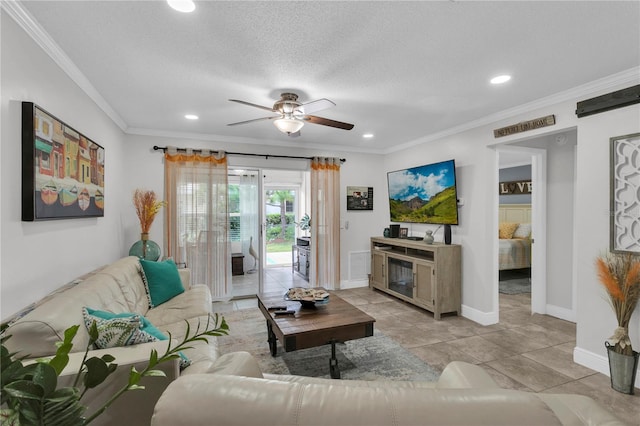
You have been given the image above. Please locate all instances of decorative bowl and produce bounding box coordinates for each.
[284,287,329,308]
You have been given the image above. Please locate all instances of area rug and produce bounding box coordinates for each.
[499,278,531,294]
[499,269,531,294]
[216,307,440,382]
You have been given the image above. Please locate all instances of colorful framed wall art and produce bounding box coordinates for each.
[22,102,105,221]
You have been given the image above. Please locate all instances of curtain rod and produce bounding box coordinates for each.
[152,146,345,163]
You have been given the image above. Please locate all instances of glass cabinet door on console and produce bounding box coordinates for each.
[387,256,414,298]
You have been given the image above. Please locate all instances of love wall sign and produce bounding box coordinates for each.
[499,180,532,195]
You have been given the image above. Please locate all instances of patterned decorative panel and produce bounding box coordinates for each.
[610,133,640,254]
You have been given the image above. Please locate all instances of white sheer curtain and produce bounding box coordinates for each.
[239,171,259,273]
[164,147,231,301]
[310,157,341,289]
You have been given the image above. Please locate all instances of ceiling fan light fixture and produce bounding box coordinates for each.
[490,74,511,85]
[167,0,195,13]
[274,118,304,134]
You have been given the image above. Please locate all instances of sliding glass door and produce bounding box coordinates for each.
[228,168,309,297]
[264,188,297,267]
[229,169,261,297]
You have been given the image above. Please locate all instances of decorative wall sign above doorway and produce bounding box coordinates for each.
[493,115,556,138]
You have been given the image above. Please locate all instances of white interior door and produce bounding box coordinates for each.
[497,146,547,315]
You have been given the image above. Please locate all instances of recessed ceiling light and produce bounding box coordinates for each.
[167,0,195,13]
[184,114,199,120]
[490,75,511,85]
[363,133,374,138]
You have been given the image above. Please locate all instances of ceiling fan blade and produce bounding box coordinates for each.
[304,115,354,130]
[227,116,279,126]
[299,98,335,114]
[229,99,275,112]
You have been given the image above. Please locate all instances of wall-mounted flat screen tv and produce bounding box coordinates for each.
[387,159,459,225]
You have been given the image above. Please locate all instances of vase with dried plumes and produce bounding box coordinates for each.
[595,251,640,394]
[129,189,166,260]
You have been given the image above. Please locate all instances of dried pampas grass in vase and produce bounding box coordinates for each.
[130,189,166,260]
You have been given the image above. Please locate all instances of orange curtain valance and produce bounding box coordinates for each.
[164,152,226,165]
[311,158,341,171]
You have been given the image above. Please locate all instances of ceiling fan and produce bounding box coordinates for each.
[227,92,354,137]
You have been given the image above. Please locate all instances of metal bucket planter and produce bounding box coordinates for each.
[606,342,639,395]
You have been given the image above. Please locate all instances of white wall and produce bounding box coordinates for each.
[0,13,128,318]
[573,105,640,378]
[384,130,497,318]
[514,131,577,316]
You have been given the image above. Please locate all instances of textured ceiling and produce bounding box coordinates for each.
[13,1,640,153]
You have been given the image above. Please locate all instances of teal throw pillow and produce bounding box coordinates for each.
[140,259,185,307]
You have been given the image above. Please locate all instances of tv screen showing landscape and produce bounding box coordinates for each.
[387,159,459,225]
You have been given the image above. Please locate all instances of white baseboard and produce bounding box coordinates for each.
[339,279,369,290]
[574,346,640,383]
[545,304,576,322]
[461,304,498,326]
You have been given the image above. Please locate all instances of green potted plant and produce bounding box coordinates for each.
[297,214,311,233]
[595,251,640,394]
[1,315,228,425]
[294,214,311,249]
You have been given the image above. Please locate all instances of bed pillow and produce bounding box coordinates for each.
[140,259,185,307]
[499,222,519,239]
[513,223,532,239]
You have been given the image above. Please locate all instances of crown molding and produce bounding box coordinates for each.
[126,127,387,156]
[385,67,640,154]
[2,0,128,131]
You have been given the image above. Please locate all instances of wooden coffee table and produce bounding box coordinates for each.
[257,288,375,378]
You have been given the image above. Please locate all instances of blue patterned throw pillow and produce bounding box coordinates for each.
[82,307,191,369]
[82,307,157,349]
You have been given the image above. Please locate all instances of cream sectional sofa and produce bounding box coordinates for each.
[2,256,219,426]
[152,352,628,426]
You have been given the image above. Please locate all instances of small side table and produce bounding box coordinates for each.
[231,253,244,276]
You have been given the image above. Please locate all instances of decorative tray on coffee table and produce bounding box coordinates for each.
[284,287,330,308]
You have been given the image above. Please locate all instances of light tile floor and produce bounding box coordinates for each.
[215,268,639,425]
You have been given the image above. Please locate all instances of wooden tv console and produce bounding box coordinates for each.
[370,237,461,320]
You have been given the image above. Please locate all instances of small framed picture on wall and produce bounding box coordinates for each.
[347,186,374,210]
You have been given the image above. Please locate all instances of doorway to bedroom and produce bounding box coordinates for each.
[496,128,577,322]
[498,154,533,299]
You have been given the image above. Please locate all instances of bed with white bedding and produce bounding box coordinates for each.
[498,204,532,271]
[499,237,531,270]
